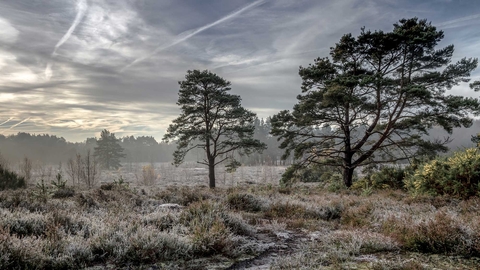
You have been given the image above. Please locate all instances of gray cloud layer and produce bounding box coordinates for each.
[0,0,479,142]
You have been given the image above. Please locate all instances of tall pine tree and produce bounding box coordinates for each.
[94,129,125,170]
[164,70,266,188]
[272,18,480,187]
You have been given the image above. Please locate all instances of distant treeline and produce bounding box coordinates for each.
[0,117,478,166]
[0,118,288,166]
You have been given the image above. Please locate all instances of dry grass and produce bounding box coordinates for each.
[1,183,480,269]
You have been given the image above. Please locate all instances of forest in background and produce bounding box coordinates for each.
[0,117,286,166]
[0,117,478,167]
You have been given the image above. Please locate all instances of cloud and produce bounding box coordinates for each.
[0,117,30,132]
[0,0,479,142]
[0,17,19,44]
[52,0,88,55]
[121,0,266,72]
[0,117,13,127]
[437,13,480,29]
[45,0,88,80]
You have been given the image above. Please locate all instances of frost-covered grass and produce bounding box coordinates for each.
[1,183,480,269]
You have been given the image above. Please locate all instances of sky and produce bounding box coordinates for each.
[0,0,479,142]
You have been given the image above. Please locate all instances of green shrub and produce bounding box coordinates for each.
[0,165,26,190]
[280,164,339,186]
[32,178,53,203]
[326,173,346,192]
[353,166,408,191]
[51,173,75,198]
[404,148,480,198]
[299,164,335,183]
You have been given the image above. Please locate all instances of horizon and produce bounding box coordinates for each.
[1,0,480,142]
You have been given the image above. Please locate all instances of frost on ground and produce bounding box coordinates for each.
[2,164,480,269]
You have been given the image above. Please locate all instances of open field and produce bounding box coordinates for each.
[18,162,286,189]
[1,174,480,269]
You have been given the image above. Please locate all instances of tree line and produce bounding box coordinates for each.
[0,118,285,166]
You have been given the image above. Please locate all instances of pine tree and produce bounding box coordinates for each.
[94,129,125,170]
[164,70,266,188]
[271,18,480,187]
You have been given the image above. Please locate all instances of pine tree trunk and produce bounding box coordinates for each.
[208,162,216,189]
[343,166,354,188]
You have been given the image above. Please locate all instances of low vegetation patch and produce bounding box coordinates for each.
[0,165,26,191]
[0,183,479,269]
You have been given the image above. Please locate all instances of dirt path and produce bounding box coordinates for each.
[226,230,308,270]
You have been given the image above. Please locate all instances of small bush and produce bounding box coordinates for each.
[326,173,346,192]
[3,215,47,238]
[117,229,192,264]
[0,165,26,191]
[99,183,114,190]
[341,203,372,228]
[353,166,408,191]
[226,193,263,212]
[405,148,480,198]
[180,201,254,256]
[299,164,335,183]
[280,164,341,186]
[141,165,157,186]
[155,186,208,206]
[264,201,342,221]
[52,187,76,198]
[381,211,477,255]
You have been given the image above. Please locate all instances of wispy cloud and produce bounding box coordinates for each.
[1,117,30,132]
[121,0,266,72]
[436,13,480,29]
[0,117,13,127]
[45,0,88,80]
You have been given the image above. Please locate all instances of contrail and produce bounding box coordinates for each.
[0,117,13,127]
[121,0,265,72]
[437,13,480,29]
[45,0,88,80]
[1,117,30,132]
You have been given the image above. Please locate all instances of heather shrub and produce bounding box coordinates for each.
[52,187,75,198]
[341,202,373,228]
[0,165,26,191]
[226,193,264,212]
[155,186,208,206]
[405,148,480,198]
[264,201,342,221]
[381,211,477,255]
[3,214,47,238]
[114,228,192,264]
[180,201,254,256]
